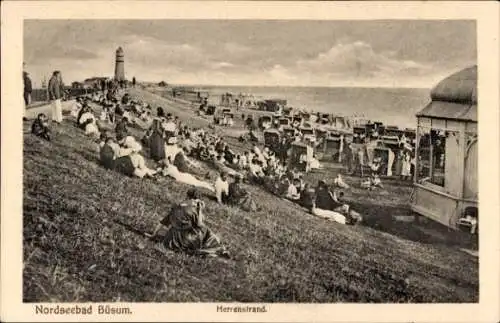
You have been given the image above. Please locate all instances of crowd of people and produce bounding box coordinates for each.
[29,86,369,259]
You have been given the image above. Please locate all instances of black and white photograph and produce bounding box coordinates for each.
[1,1,499,322]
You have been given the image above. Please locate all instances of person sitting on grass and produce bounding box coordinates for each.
[115,116,129,140]
[77,106,100,137]
[248,158,265,184]
[117,133,143,153]
[228,174,260,212]
[214,171,230,204]
[159,157,215,192]
[298,183,315,210]
[31,113,51,141]
[100,136,157,178]
[70,97,83,118]
[315,180,361,225]
[146,189,230,258]
[157,106,165,118]
[361,173,384,190]
[285,178,301,201]
[333,173,350,189]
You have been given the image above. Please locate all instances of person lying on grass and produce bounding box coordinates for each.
[310,199,347,225]
[146,189,230,258]
[158,157,215,192]
[31,113,51,141]
[315,180,362,225]
[211,154,244,179]
[173,148,205,177]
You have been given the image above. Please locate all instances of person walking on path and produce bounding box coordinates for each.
[48,70,64,123]
[23,67,32,121]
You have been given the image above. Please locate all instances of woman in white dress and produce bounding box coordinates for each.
[310,200,346,225]
[401,151,412,180]
[161,158,215,192]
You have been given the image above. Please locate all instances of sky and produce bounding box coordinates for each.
[24,20,476,88]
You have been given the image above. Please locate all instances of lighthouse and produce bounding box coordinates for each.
[114,47,125,81]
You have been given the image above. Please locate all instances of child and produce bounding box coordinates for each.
[31,113,51,141]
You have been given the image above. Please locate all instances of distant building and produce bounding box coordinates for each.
[71,81,85,89]
[84,77,108,89]
[114,47,125,81]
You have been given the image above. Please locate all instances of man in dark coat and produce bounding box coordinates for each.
[48,70,64,123]
[23,69,32,120]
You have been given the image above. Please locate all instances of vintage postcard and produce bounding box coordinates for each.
[1,1,499,322]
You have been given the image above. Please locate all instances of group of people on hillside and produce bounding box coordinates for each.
[62,91,230,258]
[30,86,366,259]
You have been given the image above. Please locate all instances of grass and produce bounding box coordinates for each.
[22,89,478,303]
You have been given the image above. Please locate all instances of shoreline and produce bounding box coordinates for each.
[145,85,422,130]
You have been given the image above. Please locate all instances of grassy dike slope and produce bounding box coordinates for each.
[23,89,478,302]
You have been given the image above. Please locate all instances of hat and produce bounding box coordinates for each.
[167,136,178,144]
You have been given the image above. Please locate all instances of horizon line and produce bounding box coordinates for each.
[140,81,432,90]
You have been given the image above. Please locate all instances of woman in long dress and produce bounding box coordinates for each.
[401,151,412,180]
[148,189,229,257]
[395,150,404,176]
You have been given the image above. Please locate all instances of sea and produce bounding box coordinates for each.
[180,86,431,129]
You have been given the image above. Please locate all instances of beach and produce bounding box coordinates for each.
[152,85,430,129]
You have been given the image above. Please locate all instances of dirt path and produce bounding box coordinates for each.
[25,100,76,119]
[127,88,212,128]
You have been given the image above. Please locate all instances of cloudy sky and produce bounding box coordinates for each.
[24,20,476,88]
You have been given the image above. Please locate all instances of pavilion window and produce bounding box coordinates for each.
[429,129,446,186]
[416,123,450,187]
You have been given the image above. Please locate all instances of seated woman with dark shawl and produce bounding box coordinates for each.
[115,117,129,140]
[228,175,259,212]
[148,189,230,258]
[31,113,51,141]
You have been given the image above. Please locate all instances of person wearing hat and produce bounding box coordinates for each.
[147,188,230,258]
